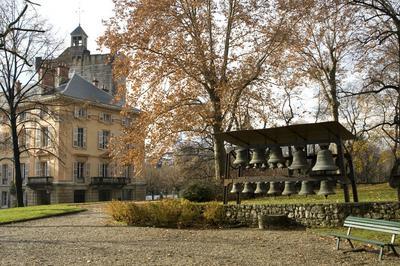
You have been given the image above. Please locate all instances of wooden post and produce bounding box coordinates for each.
[336,139,350,203]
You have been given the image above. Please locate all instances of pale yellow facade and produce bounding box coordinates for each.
[0,95,146,208]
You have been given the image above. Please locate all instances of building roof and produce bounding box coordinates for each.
[56,73,124,107]
[215,121,355,147]
[70,25,88,37]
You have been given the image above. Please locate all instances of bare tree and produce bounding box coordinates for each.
[0,0,42,64]
[0,0,60,207]
[346,0,400,197]
[287,0,360,122]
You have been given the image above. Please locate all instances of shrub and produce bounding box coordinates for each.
[180,180,219,202]
[106,201,130,223]
[106,201,150,226]
[106,199,202,228]
[202,201,226,226]
[178,199,202,227]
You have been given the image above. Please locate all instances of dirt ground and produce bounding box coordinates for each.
[0,204,399,265]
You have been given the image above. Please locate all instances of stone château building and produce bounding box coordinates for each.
[0,26,145,207]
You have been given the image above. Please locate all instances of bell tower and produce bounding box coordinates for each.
[70,25,88,48]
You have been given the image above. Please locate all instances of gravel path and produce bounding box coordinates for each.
[1,204,399,265]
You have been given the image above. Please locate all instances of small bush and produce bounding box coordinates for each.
[179,199,202,227]
[106,199,202,228]
[106,201,130,222]
[202,201,226,226]
[180,180,219,202]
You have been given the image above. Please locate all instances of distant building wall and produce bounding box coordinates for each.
[69,54,114,94]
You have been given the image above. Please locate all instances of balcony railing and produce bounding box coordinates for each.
[90,176,130,187]
[27,176,53,189]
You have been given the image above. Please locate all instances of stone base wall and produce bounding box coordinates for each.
[224,202,400,227]
[25,182,147,206]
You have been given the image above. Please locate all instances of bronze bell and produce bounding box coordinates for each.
[317,180,336,197]
[249,148,267,168]
[289,146,309,170]
[268,147,286,168]
[254,182,266,194]
[230,183,241,194]
[298,181,315,195]
[233,147,248,166]
[312,144,338,171]
[282,181,297,196]
[267,182,281,195]
[242,182,254,194]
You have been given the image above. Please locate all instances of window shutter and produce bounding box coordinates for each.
[73,128,78,147]
[83,128,87,148]
[110,164,114,177]
[7,165,12,183]
[73,162,77,179]
[44,162,49,176]
[35,161,41,176]
[98,131,103,149]
[85,163,90,178]
[35,128,41,147]
[25,129,30,148]
[98,164,102,176]
[99,112,104,122]
[25,163,29,179]
[0,166,2,179]
[74,106,79,118]
[43,127,49,147]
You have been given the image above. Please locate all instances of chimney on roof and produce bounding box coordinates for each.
[39,64,55,91]
[102,84,110,93]
[55,64,69,87]
[92,78,99,88]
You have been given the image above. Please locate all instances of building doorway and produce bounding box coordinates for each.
[36,190,51,205]
[74,190,86,203]
[98,190,112,201]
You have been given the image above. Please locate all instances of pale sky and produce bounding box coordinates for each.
[37,0,114,53]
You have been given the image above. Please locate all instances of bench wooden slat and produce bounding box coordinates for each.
[330,233,387,247]
[343,222,400,234]
[343,216,400,234]
[345,216,400,228]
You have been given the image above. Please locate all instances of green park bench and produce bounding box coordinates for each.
[330,216,400,260]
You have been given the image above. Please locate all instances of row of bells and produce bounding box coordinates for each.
[233,144,338,172]
[230,180,336,197]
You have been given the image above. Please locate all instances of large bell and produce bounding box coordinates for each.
[312,145,338,171]
[242,182,254,194]
[317,180,336,197]
[233,147,248,166]
[268,147,286,168]
[267,182,281,195]
[230,183,241,194]
[298,181,315,195]
[254,182,267,194]
[289,146,309,170]
[249,148,267,168]
[282,181,297,196]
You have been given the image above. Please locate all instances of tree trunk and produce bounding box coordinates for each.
[10,114,24,207]
[213,133,226,181]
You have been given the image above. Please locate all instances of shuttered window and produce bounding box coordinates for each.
[73,127,87,148]
[98,130,110,149]
[35,161,49,176]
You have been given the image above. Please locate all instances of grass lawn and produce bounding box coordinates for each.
[0,204,85,224]
[238,183,397,205]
